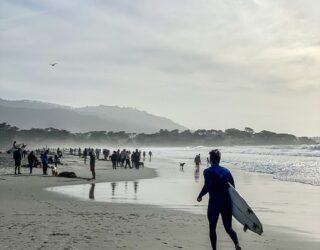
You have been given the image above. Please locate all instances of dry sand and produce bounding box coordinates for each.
[0,152,319,250]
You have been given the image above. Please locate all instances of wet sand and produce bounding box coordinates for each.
[0,152,319,250]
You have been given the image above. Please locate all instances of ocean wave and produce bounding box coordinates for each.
[224,156,320,186]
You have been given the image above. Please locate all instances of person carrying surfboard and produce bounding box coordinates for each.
[197,149,241,250]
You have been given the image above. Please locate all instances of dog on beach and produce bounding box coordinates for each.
[58,171,77,178]
[138,162,144,168]
[51,166,58,176]
[179,162,186,170]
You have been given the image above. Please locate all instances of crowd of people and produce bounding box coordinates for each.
[11,141,153,180]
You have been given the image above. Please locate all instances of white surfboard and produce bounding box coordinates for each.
[228,183,263,235]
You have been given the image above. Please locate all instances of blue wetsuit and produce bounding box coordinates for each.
[198,165,239,250]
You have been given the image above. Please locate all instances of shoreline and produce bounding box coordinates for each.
[1,153,319,250]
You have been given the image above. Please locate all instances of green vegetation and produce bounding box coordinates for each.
[0,123,315,148]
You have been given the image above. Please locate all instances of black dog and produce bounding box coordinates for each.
[58,171,77,178]
[179,162,186,170]
[139,162,144,168]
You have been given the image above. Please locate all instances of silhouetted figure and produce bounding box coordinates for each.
[89,183,95,200]
[133,149,140,169]
[22,149,27,158]
[41,150,49,175]
[28,151,37,174]
[95,148,100,160]
[143,151,146,161]
[83,148,88,164]
[197,149,241,250]
[13,149,22,175]
[194,154,201,167]
[103,149,109,160]
[78,147,82,157]
[57,148,63,158]
[89,151,96,180]
[54,154,59,167]
[179,162,186,170]
[125,151,131,168]
[111,151,117,169]
[148,151,152,161]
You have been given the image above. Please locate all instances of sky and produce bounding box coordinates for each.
[0,0,319,136]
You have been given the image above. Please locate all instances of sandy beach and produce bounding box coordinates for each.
[0,151,319,250]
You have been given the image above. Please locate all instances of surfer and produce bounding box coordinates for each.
[197,149,241,250]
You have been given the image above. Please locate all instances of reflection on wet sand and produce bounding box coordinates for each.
[108,181,139,200]
[134,181,138,199]
[89,183,95,200]
[194,166,200,182]
[111,182,117,197]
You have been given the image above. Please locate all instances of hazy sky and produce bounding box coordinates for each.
[0,0,319,136]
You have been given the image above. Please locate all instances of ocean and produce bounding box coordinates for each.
[47,145,320,239]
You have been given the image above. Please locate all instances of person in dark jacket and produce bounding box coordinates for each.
[111,151,118,170]
[197,149,241,250]
[13,149,22,175]
[89,151,96,180]
[28,151,37,174]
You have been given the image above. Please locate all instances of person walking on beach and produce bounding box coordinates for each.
[89,151,96,180]
[197,149,241,250]
[148,150,152,161]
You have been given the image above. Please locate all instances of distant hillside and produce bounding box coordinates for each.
[0,98,187,133]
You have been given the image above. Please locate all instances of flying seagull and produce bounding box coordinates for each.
[49,63,57,66]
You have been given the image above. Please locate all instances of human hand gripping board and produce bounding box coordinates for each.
[228,183,263,235]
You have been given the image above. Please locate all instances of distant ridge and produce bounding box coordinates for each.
[0,98,187,133]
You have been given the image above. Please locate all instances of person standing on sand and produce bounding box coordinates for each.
[111,151,117,170]
[83,148,88,164]
[197,149,241,250]
[125,151,131,168]
[148,150,152,161]
[27,151,37,174]
[41,150,49,175]
[143,151,146,161]
[89,151,96,180]
[194,154,201,167]
[13,148,22,175]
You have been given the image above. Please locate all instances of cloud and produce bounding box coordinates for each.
[0,0,319,136]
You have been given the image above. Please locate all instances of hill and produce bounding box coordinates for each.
[0,98,186,133]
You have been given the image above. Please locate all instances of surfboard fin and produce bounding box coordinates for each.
[243,224,248,232]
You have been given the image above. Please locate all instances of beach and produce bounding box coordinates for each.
[0,149,319,250]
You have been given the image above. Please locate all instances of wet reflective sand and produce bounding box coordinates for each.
[48,158,208,214]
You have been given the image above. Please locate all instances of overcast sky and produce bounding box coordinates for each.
[0,0,319,136]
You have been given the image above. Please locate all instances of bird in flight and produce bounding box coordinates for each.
[49,63,57,66]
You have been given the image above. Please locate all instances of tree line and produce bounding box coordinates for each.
[0,122,315,148]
